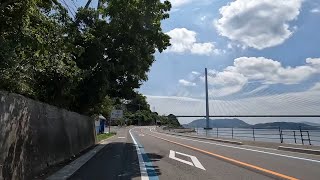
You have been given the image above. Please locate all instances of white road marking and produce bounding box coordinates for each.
[118,137,126,139]
[139,134,145,136]
[169,150,205,170]
[129,128,149,180]
[169,150,193,166]
[148,128,320,164]
[189,154,206,170]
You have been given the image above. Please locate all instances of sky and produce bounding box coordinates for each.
[72,0,320,124]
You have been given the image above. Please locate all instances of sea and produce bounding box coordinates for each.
[195,128,320,146]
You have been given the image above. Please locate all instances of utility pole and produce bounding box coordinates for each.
[204,68,212,130]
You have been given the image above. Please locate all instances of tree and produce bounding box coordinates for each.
[159,114,181,128]
[70,1,171,113]
[0,0,83,109]
[126,93,150,113]
[0,0,172,115]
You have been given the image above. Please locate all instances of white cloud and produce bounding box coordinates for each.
[209,85,245,97]
[182,57,320,97]
[167,0,191,7]
[179,79,196,86]
[230,57,317,85]
[203,70,248,96]
[163,0,211,8]
[166,28,196,53]
[306,58,320,67]
[207,71,248,87]
[191,71,200,75]
[310,8,320,14]
[166,28,219,55]
[215,0,302,49]
[190,43,216,55]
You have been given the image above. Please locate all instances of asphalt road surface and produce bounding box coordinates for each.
[70,127,320,180]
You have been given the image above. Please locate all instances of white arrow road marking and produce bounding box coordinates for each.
[169,150,206,170]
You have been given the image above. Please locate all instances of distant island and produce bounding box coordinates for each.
[183,118,250,128]
[183,118,320,130]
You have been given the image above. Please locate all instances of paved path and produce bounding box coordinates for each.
[69,127,140,180]
[70,126,320,180]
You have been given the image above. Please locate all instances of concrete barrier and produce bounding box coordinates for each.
[0,91,95,180]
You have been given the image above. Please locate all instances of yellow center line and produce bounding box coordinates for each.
[144,130,299,180]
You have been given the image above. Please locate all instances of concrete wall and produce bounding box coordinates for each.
[0,91,96,180]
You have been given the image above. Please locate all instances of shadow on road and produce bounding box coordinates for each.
[145,153,163,162]
[69,142,163,180]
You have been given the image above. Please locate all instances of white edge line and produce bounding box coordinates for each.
[149,128,320,163]
[129,128,149,180]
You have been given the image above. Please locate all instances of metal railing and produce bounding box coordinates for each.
[194,127,320,145]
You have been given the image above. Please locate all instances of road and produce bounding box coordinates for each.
[70,127,320,180]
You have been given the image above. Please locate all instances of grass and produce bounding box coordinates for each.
[97,132,116,142]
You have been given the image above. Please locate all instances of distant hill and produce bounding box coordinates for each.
[183,118,250,128]
[183,119,320,130]
[252,122,320,130]
[299,121,320,127]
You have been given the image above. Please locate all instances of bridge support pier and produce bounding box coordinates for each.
[204,68,212,130]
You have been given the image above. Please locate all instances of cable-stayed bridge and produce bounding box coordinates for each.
[151,68,320,128]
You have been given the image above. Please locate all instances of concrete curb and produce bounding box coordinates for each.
[162,131,243,145]
[46,137,115,180]
[278,146,320,155]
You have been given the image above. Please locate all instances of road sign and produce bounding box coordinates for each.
[110,110,123,119]
[169,150,205,170]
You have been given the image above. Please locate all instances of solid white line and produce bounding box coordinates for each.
[129,128,149,180]
[148,128,320,163]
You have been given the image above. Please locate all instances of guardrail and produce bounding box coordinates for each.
[194,127,320,145]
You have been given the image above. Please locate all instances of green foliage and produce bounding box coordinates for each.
[91,96,114,118]
[126,110,157,125]
[160,114,181,128]
[126,93,150,112]
[0,0,171,115]
[0,0,82,108]
[97,132,116,142]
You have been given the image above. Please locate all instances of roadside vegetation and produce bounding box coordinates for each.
[97,132,116,142]
[0,0,180,127]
